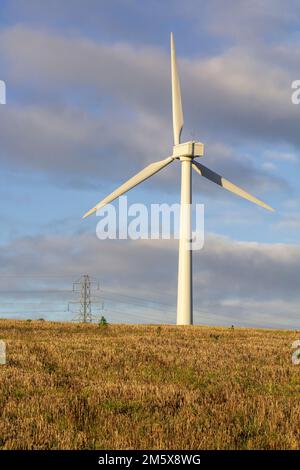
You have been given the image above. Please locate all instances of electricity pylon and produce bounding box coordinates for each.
[68,275,103,322]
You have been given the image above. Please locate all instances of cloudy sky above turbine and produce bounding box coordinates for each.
[0,0,300,327]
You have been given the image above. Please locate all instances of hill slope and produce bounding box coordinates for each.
[0,320,299,449]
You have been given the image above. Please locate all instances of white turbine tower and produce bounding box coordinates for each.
[83,33,274,326]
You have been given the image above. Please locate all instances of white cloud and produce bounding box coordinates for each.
[0,230,300,327]
[0,25,291,197]
[264,150,298,163]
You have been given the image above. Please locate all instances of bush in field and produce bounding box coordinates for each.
[99,316,108,328]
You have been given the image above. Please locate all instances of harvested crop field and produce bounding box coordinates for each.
[0,319,299,449]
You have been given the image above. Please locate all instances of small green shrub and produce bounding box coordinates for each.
[99,316,108,328]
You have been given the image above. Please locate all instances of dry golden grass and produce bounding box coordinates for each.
[0,319,300,449]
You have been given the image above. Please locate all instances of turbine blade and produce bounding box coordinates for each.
[83,156,174,219]
[171,32,184,145]
[192,161,274,212]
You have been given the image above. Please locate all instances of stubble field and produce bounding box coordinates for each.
[0,319,299,449]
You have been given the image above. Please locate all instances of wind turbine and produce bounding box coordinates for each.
[83,33,274,326]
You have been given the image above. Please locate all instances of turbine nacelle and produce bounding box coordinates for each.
[173,141,204,159]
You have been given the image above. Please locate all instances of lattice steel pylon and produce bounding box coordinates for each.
[68,275,102,322]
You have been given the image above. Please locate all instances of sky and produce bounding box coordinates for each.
[0,0,300,327]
